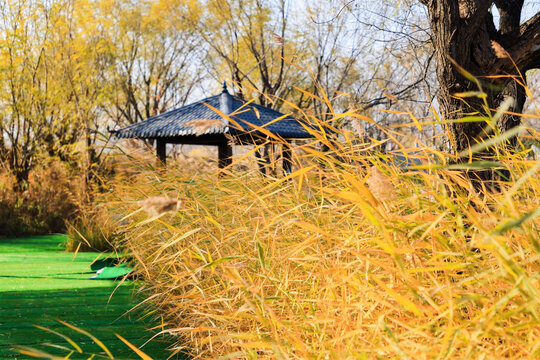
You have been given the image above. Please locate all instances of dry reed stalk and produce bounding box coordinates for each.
[184,119,226,136]
[138,196,180,217]
[270,32,285,45]
[366,165,397,201]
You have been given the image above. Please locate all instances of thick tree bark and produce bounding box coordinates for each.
[423,0,539,162]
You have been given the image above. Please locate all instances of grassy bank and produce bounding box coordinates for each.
[0,234,184,359]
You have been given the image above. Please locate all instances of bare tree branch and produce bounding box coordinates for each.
[494,0,524,35]
[494,11,540,74]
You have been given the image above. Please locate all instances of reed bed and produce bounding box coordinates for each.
[97,106,540,359]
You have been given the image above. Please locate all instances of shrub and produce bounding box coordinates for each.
[0,159,79,237]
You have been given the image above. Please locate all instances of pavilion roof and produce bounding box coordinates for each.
[111,85,314,140]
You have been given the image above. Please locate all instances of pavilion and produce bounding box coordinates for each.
[110,83,314,173]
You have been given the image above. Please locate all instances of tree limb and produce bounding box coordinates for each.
[520,11,540,36]
[500,11,540,73]
[464,0,494,34]
[494,0,524,35]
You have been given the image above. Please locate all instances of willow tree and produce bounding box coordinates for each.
[420,1,539,157]
[0,0,78,188]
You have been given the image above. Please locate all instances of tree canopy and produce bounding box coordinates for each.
[0,0,538,187]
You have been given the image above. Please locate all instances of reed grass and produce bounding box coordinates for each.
[93,96,540,360]
[64,204,122,252]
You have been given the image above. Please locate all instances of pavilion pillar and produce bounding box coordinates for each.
[156,139,166,165]
[269,144,276,176]
[282,141,292,174]
[218,140,233,170]
[255,144,272,175]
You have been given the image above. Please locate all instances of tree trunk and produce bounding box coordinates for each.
[13,166,30,192]
[7,147,31,192]
[424,0,539,184]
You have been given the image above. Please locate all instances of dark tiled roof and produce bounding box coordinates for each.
[112,88,313,140]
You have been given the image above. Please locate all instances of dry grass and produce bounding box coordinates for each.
[0,159,79,236]
[184,119,227,136]
[65,203,122,252]
[93,106,540,359]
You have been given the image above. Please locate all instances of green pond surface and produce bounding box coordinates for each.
[0,235,185,359]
